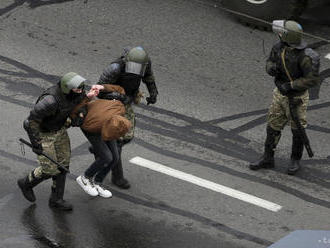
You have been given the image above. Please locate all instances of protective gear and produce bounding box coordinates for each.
[17,175,45,202]
[249,126,281,170]
[267,42,320,95]
[98,91,130,105]
[146,95,157,105]
[272,20,306,49]
[278,82,293,95]
[49,172,73,211]
[32,143,43,155]
[70,106,87,127]
[111,140,130,189]
[125,47,149,76]
[32,84,85,132]
[23,119,43,155]
[288,129,304,175]
[60,72,87,94]
[146,81,158,105]
[98,49,156,99]
[267,65,278,77]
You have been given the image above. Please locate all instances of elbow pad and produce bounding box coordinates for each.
[23,119,41,145]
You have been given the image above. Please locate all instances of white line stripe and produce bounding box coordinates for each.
[325,54,330,60]
[129,157,282,212]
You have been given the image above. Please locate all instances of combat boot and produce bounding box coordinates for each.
[49,172,73,211]
[17,174,44,202]
[249,126,281,170]
[112,159,131,189]
[112,140,130,189]
[287,129,304,175]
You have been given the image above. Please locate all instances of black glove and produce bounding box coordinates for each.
[71,107,87,127]
[119,94,130,105]
[23,119,43,155]
[268,66,277,77]
[31,141,43,155]
[146,95,157,105]
[146,81,158,105]
[278,82,292,96]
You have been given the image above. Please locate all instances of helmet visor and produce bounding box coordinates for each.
[125,61,146,76]
[272,20,286,36]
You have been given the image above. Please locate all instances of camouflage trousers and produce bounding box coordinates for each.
[29,126,71,181]
[119,104,135,142]
[267,88,309,131]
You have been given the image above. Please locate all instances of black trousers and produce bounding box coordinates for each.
[82,130,119,183]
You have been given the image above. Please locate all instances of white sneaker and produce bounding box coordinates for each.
[94,184,112,198]
[76,175,98,197]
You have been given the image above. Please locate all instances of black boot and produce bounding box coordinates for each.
[49,172,73,211]
[249,126,281,170]
[288,129,304,175]
[112,141,130,189]
[112,159,131,189]
[17,173,45,202]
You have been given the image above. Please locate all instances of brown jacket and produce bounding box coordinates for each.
[71,84,131,140]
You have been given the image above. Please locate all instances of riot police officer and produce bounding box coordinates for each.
[249,20,320,175]
[17,72,100,210]
[96,46,158,189]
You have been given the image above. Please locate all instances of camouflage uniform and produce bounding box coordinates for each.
[31,126,70,180]
[122,104,136,142]
[18,72,88,210]
[250,38,320,174]
[267,87,309,131]
[96,47,158,188]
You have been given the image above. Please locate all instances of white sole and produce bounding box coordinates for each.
[76,177,98,197]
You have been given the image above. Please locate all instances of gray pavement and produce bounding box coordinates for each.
[0,0,330,247]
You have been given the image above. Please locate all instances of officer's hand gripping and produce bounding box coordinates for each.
[32,142,43,155]
[146,95,157,105]
[278,82,292,95]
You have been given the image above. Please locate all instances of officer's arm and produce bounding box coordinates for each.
[98,63,121,85]
[266,46,278,77]
[24,95,58,144]
[292,49,320,91]
[142,61,158,101]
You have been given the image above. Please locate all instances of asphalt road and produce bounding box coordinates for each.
[0,0,330,248]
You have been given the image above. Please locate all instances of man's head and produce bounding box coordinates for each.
[60,72,87,94]
[125,46,149,76]
[272,20,306,49]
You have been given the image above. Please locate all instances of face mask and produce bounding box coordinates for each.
[66,90,84,103]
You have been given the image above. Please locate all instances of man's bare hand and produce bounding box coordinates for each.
[87,85,104,98]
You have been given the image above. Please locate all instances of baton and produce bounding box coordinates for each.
[19,138,69,173]
[288,97,314,158]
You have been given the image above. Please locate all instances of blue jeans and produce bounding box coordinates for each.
[82,130,119,183]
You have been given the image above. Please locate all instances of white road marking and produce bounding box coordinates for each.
[130,156,282,212]
[325,54,330,60]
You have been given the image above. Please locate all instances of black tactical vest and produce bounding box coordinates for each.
[272,43,310,83]
[37,85,83,132]
[113,58,142,97]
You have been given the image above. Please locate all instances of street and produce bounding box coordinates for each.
[0,0,329,247]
